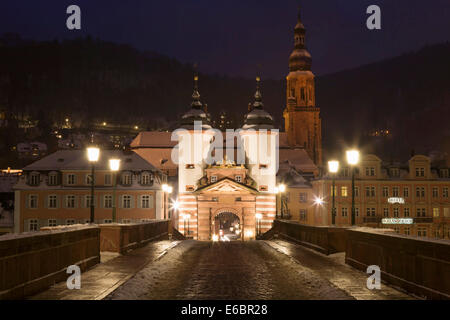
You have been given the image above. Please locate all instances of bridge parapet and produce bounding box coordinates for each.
[346,228,450,299]
[269,220,348,255]
[99,220,169,254]
[0,225,100,299]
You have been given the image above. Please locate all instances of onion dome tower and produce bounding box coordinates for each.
[180,74,212,130]
[283,7,322,166]
[242,77,274,130]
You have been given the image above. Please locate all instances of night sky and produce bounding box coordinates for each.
[1,0,449,79]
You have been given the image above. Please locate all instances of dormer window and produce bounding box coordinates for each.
[211,175,217,183]
[141,172,152,185]
[122,173,132,185]
[440,169,449,178]
[29,173,40,186]
[415,167,425,177]
[48,172,58,186]
[365,167,375,176]
[235,175,242,183]
[390,168,400,177]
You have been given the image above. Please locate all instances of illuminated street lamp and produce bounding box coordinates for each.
[255,213,263,236]
[87,147,100,223]
[109,159,121,223]
[276,184,287,219]
[328,160,339,225]
[346,150,360,226]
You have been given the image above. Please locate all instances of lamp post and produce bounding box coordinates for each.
[109,159,120,223]
[87,147,100,224]
[255,213,262,236]
[328,160,339,225]
[162,184,172,219]
[278,184,286,219]
[346,150,360,226]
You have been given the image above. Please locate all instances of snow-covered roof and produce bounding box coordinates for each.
[131,132,176,148]
[22,150,158,172]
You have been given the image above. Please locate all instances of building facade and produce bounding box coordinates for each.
[14,150,167,232]
[279,154,450,239]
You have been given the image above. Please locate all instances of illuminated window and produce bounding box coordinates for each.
[235,175,242,183]
[341,187,348,197]
[211,175,217,183]
[433,208,440,217]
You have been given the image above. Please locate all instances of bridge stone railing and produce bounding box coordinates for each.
[0,225,100,300]
[268,220,348,255]
[99,220,169,254]
[346,228,450,299]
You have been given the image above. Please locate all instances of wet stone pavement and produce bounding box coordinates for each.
[108,240,414,300]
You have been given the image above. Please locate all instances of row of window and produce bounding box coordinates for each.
[334,207,450,218]
[28,172,154,186]
[27,194,153,209]
[210,175,242,183]
[331,186,449,198]
[334,167,449,178]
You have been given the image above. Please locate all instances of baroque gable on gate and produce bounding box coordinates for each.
[196,177,258,194]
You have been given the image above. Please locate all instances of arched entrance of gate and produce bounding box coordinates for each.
[212,208,242,241]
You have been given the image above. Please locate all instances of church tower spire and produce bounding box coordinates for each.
[283,7,322,166]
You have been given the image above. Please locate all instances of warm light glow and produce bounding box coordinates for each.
[167,186,173,194]
[212,234,219,242]
[87,147,100,162]
[245,230,254,238]
[278,184,286,193]
[109,159,120,171]
[134,125,139,130]
[171,199,179,211]
[255,213,263,220]
[328,160,339,173]
[185,214,191,220]
[346,150,360,165]
[314,196,324,206]
[162,184,169,192]
[102,122,107,126]
[274,187,279,194]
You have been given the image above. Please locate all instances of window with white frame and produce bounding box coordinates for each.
[85,195,95,208]
[235,175,242,183]
[48,173,58,186]
[432,187,439,198]
[48,219,57,227]
[122,173,132,185]
[392,187,399,197]
[29,219,39,231]
[122,195,132,208]
[365,167,375,176]
[29,194,38,208]
[30,173,40,186]
[141,172,152,185]
[141,195,152,209]
[299,192,308,202]
[66,195,76,208]
[341,207,348,217]
[402,187,409,198]
[104,195,113,208]
[404,207,410,217]
[67,174,76,185]
[211,175,217,183]
[382,186,389,197]
[48,195,57,208]
[104,174,112,185]
[415,167,425,177]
